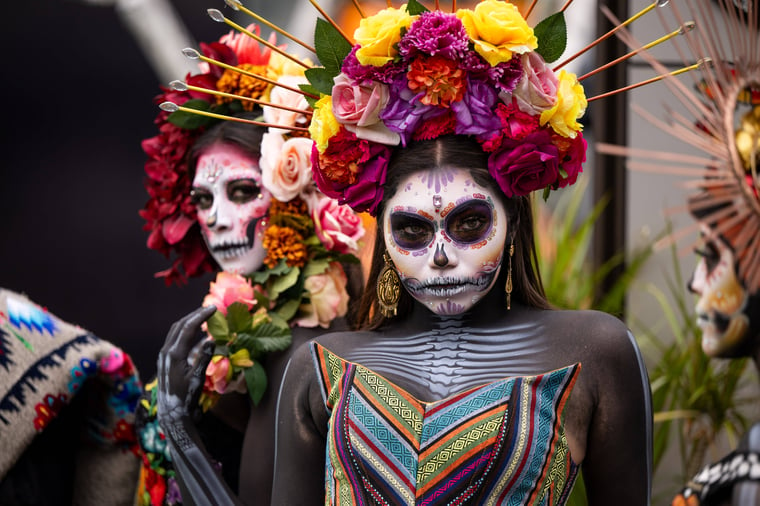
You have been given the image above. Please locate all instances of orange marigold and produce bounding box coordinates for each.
[407,55,465,107]
[263,225,308,268]
[270,197,309,217]
[216,64,271,110]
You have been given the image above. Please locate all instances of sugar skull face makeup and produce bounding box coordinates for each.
[689,224,753,357]
[192,143,272,275]
[383,167,507,315]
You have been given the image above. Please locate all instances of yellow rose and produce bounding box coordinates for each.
[354,5,415,67]
[267,51,311,80]
[309,95,341,153]
[539,70,586,138]
[457,0,537,66]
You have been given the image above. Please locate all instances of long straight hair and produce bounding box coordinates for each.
[356,135,550,330]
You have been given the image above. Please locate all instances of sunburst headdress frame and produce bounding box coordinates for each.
[156,0,702,223]
[597,0,760,294]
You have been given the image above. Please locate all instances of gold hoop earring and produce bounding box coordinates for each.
[505,239,514,310]
[377,251,401,318]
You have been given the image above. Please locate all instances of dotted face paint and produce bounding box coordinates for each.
[383,167,507,316]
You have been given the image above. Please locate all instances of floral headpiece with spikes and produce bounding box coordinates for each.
[305,0,589,215]
[597,0,760,294]
[139,21,365,405]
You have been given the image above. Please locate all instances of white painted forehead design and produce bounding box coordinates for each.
[192,143,272,275]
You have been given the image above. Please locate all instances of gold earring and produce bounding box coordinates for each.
[505,239,514,310]
[377,252,401,318]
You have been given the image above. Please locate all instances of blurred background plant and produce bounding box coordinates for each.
[533,184,758,505]
[629,237,758,503]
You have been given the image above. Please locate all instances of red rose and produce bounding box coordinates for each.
[488,129,560,197]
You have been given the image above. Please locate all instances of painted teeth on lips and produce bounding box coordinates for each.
[211,241,251,259]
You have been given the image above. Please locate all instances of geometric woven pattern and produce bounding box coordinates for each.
[312,343,581,505]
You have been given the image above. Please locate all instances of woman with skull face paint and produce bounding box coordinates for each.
[137,25,365,505]
[160,1,654,504]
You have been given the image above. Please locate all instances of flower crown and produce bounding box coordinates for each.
[141,22,364,284]
[305,0,588,215]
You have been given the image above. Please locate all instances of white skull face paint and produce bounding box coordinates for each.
[690,224,752,357]
[192,143,272,275]
[383,167,507,315]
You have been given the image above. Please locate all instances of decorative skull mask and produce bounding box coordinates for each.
[191,143,272,275]
[383,167,507,315]
[689,224,759,357]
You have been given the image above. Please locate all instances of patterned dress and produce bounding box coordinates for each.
[311,342,581,505]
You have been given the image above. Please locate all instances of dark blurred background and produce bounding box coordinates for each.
[0,0,252,378]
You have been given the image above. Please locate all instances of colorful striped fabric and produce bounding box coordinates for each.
[311,343,581,505]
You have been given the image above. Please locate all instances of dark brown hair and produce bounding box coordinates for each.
[187,111,266,180]
[355,135,550,329]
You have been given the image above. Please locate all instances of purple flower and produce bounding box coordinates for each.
[380,73,447,145]
[341,46,405,84]
[166,477,183,504]
[452,76,502,138]
[488,57,523,94]
[399,11,469,61]
[488,129,560,197]
[343,143,392,215]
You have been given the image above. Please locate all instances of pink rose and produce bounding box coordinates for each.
[331,74,400,145]
[510,52,558,116]
[205,355,231,394]
[313,197,365,254]
[296,262,349,328]
[202,271,257,315]
[263,75,311,134]
[554,132,586,189]
[260,132,314,202]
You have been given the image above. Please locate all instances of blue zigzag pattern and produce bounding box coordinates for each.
[0,333,98,425]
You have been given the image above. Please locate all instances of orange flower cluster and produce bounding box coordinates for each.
[216,64,270,110]
[407,55,466,107]
[263,225,308,269]
[270,196,309,217]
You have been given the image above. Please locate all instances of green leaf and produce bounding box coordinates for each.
[406,0,429,15]
[314,18,352,77]
[276,298,301,321]
[305,68,336,97]
[167,99,214,130]
[226,302,252,334]
[299,84,321,108]
[270,266,300,300]
[268,312,290,330]
[206,310,229,341]
[251,259,290,284]
[244,361,267,406]
[533,12,567,64]
[237,324,292,353]
[302,258,329,278]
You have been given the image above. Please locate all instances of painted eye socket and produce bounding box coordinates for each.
[227,179,260,204]
[445,201,493,244]
[694,240,721,274]
[190,188,213,210]
[390,212,435,250]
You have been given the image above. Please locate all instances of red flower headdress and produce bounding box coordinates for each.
[140,23,310,284]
